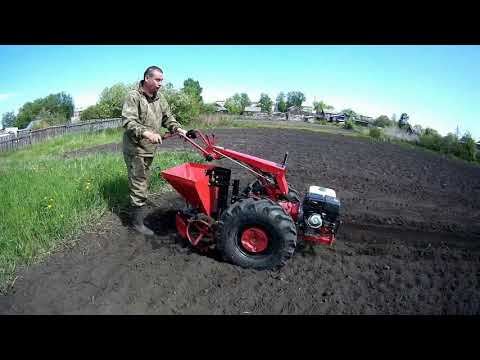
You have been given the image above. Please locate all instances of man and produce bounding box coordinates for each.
[122,66,187,235]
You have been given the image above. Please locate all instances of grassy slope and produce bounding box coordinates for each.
[0,129,201,291]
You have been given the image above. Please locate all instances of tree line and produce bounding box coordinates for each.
[1,79,478,164]
[1,92,74,129]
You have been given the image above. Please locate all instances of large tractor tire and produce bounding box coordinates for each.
[216,198,297,270]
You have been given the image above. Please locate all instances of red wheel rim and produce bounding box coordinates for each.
[240,227,269,253]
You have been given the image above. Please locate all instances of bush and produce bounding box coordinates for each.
[80,104,110,121]
[457,133,477,162]
[162,88,202,125]
[31,120,50,130]
[343,119,355,130]
[373,115,394,128]
[419,132,443,152]
[190,113,235,129]
[201,103,217,114]
[418,131,477,163]
[369,127,383,139]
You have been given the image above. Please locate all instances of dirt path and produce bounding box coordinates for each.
[1,128,479,314]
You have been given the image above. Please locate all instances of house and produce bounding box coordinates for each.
[301,105,314,114]
[286,106,308,121]
[354,115,373,127]
[71,107,85,123]
[214,101,228,113]
[2,127,18,136]
[315,111,345,123]
[26,120,45,130]
[0,127,19,141]
[243,102,262,115]
[271,111,287,121]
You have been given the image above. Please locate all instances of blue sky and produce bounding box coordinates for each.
[1,45,479,139]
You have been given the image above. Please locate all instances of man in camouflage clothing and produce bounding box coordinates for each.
[122,66,186,235]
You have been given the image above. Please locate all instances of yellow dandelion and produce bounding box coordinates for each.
[47,204,52,209]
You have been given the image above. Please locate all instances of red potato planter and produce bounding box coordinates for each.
[161,129,342,270]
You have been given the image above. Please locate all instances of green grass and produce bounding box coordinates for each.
[0,128,123,162]
[369,127,383,139]
[0,136,202,292]
[189,114,368,138]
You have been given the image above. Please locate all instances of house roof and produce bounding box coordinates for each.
[215,104,228,112]
[26,120,44,130]
[244,105,262,112]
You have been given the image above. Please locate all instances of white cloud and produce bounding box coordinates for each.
[0,93,15,101]
[73,93,99,109]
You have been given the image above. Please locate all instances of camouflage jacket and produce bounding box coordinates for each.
[122,82,181,156]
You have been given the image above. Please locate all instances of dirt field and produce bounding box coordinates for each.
[1,128,479,314]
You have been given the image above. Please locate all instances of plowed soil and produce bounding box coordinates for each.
[1,128,479,314]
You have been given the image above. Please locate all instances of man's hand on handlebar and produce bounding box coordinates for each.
[176,128,187,136]
[142,131,162,144]
[186,129,197,139]
[143,128,196,144]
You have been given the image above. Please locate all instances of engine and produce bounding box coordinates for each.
[300,186,341,245]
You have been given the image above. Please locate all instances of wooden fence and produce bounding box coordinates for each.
[0,118,123,153]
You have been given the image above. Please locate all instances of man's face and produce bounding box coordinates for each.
[144,70,164,94]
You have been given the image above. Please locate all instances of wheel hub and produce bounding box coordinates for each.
[240,227,269,253]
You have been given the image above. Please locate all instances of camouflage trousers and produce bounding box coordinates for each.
[123,153,154,207]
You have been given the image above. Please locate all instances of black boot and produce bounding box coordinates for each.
[131,205,155,236]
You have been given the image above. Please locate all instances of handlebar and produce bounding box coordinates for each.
[159,129,219,162]
[161,129,197,141]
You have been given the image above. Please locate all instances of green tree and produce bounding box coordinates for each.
[239,93,251,110]
[162,83,202,125]
[182,78,203,103]
[343,119,355,130]
[80,104,108,121]
[45,109,70,125]
[80,82,138,121]
[2,111,16,128]
[373,115,394,128]
[419,128,443,151]
[424,127,439,136]
[286,91,306,108]
[341,108,357,120]
[97,83,130,118]
[313,100,334,115]
[201,103,217,113]
[15,92,74,128]
[225,93,250,114]
[258,93,273,113]
[276,92,287,113]
[224,94,243,115]
[459,132,477,161]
